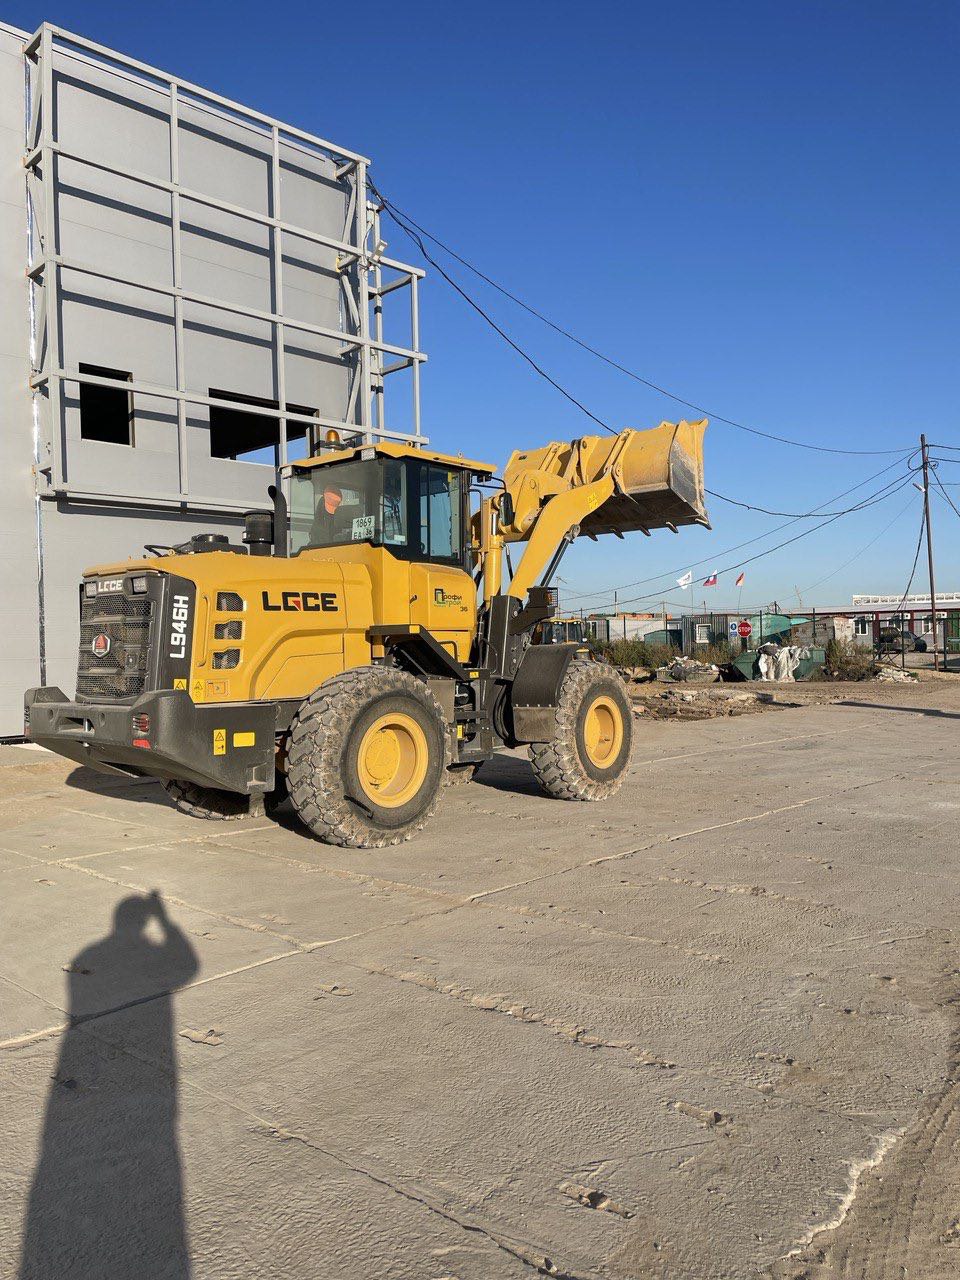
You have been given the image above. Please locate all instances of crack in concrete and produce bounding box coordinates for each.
[259,1125,596,1280]
[360,964,677,1068]
[30,1003,599,1280]
[631,725,858,768]
[657,873,848,914]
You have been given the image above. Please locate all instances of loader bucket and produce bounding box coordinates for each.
[502,419,709,540]
[583,418,708,537]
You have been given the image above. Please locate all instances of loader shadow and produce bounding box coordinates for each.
[64,765,171,808]
[18,892,197,1280]
[471,751,542,797]
[838,701,960,720]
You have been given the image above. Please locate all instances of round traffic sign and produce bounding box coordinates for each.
[737,620,752,638]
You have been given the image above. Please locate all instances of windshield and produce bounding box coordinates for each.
[289,459,407,553]
[288,456,468,565]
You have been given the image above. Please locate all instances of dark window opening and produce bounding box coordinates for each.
[79,364,134,445]
[209,389,317,463]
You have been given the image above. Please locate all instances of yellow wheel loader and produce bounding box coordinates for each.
[25,421,708,848]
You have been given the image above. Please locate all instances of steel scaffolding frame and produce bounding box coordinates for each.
[22,22,426,510]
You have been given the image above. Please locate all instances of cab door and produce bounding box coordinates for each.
[409,462,476,663]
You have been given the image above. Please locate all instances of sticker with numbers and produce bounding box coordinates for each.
[352,515,375,540]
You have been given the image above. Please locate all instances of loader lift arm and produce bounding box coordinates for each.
[472,419,709,610]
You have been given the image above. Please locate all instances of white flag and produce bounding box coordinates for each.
[676,571,693,589]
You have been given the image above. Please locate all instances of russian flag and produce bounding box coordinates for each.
[735,572,745,587]
[703,571,718,587]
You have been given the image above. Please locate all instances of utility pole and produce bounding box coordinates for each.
[920,433,940,670]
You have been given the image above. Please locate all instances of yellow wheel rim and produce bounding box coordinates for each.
[356,712,429,809]
[583,695,623,769]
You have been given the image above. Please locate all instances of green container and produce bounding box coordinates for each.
[730,647,825,682]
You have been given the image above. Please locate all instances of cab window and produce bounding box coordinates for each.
[289,455,466,566]
[289,459,407,553]
[419,464,463,562]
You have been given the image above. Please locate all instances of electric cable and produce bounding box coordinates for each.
[930,469,960,522]
[367,178,615,435]
[890,504,928,618]
[562,455,912,604]
[612,474,915,609]
[705,465,918,519]
[795,491,917,597]
[371,180,915,458]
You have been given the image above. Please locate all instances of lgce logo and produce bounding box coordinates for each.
[261,590,338,613]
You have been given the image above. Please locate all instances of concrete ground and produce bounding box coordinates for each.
[2,679,959,1279]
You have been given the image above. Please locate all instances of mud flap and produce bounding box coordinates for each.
[508,643,583,743]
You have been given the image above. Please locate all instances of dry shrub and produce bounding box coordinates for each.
[824,638,876,681]
[595,638,679,669]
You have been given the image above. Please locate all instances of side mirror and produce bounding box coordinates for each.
[499,492,515,528]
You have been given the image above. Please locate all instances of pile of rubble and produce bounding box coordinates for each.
[634,687,777,720]
[874,665,918,683]
[656,656,720,685]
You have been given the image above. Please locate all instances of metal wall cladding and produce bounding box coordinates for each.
[38,46,352,509]
[0,21,372,733]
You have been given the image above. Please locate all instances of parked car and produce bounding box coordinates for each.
[877,626,927,654]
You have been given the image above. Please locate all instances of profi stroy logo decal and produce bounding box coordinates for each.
[433,587,464,607]
[261,590,339,612]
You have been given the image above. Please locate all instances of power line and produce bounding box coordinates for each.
[930,469,960,522]
[367,178,615,435]
[891,504,928,617]
[372,182,914,458]
[706,465,918,519]
[795,491,917,597]
[562,456,912,604]
[612,474,915,609]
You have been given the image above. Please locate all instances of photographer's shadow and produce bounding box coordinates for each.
[19,892,198,1280]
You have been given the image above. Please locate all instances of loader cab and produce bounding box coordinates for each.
[287,443,493,570]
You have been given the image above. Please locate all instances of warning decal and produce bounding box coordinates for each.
[213,728,226,756]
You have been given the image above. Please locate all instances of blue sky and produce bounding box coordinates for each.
[9,0,958,611]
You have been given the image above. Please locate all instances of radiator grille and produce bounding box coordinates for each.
[212,648,240,669]
[216,591,244,612]
[214,620,243,640]
[77,593,154,701]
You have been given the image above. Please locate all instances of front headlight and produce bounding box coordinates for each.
[83,581,97,598]
[131,575,149,594]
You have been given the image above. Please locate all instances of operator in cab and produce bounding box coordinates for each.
[309,483,346,544]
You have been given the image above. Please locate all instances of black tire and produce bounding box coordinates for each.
[162,778,249,820]
[286,666,450,848]
[528,659,633,801]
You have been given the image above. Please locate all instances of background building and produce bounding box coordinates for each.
[0,21,424,736]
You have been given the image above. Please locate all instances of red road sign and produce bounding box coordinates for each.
[737,620,752,638]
